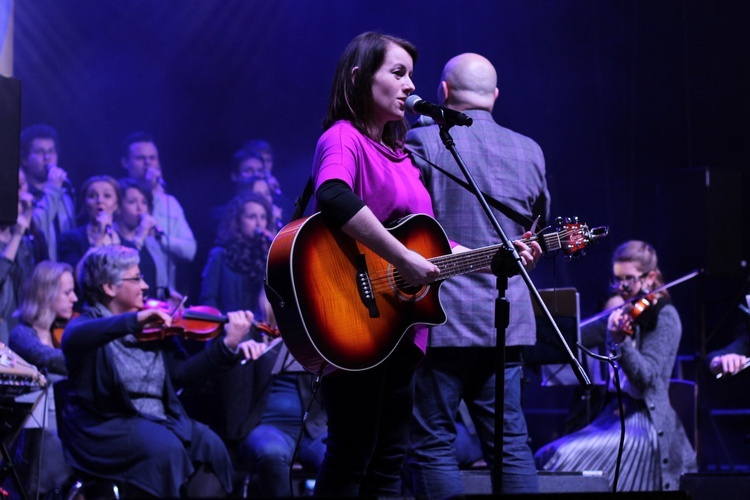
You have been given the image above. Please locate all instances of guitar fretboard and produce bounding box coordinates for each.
[429,232,566,280]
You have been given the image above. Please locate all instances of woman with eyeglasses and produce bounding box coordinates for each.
[57,245,265,497]
[534,240,697,492]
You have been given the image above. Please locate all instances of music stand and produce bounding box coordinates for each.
[523,288,604,386]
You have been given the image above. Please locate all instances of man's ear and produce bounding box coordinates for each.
[102,282,118,299]
[438,81,449,104]
[350,66,359,85]
[494,87,499,100]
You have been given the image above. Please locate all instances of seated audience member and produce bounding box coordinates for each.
[1,174,36,343]
[20,124,76,262]
[9,261,77,497]
[233,346,327,498]
[115,178,170,300]
[199,191,325,496]
[535,241,697,492]
[120,132,197,290]
[57,245,266,497]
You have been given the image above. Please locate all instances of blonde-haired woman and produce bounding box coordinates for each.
[9,260,77,497]
[535,241,697,491]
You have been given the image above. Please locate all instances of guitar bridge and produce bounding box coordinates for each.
[355,254,380,318]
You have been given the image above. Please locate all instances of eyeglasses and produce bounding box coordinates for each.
[610,273,648,289]
[119,274,145,284]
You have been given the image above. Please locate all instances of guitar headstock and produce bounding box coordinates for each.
[552,216,609,259]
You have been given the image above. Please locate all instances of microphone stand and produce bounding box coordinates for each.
[434,122,591,493]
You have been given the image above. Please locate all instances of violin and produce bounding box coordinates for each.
[615,292,660,336]
[580,269,703,333]
[52,312,80,348]
[138,299,279,342]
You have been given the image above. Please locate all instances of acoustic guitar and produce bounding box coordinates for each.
[265,213,607,375]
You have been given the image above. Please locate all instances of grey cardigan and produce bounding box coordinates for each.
[619,302,697,491]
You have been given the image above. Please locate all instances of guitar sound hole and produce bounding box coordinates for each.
[388,266,428,302]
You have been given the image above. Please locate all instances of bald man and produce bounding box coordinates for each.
[406,53,549,497]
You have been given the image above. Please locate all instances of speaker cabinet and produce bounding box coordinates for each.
[0,75,21,225]
[654,166,743,279]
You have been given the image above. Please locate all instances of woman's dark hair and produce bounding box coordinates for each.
[216,192,272,279]
[118,177,154,212]
[324,31,418,150]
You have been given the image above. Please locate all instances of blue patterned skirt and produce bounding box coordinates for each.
[534,395,660,491]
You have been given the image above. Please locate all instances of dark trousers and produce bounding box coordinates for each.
[314,340,420,497]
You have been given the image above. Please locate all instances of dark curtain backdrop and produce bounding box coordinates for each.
[14,0,750,358]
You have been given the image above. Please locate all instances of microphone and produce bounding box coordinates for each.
[46,164,77,194]
[140,214,164,241]
[405,95,473,127]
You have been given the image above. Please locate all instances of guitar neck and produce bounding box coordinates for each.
[428,232,562,280]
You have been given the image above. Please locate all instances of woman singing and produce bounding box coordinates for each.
[57,175,123,268]
[310,31,540,496]
[199,191,273,316]
[58,245,261,497]
[535,240,697,491]
[115,177,166,299]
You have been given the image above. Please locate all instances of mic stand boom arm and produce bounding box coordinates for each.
[435,125,591,494]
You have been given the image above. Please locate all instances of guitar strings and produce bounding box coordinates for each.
[363,227,586,293]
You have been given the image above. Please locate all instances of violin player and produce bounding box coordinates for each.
[707,329,750,378]
[9,261,77,497]
[57,245,265,498]
[535,240,697,492]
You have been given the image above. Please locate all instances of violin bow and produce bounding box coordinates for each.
[580,268,704,328]
[169,295,189,320]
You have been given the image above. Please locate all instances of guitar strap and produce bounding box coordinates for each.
[291,153,537,231]
[290,177,315,221]
[406,148,538,231]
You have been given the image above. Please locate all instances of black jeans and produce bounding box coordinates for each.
[314,340,420,497]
